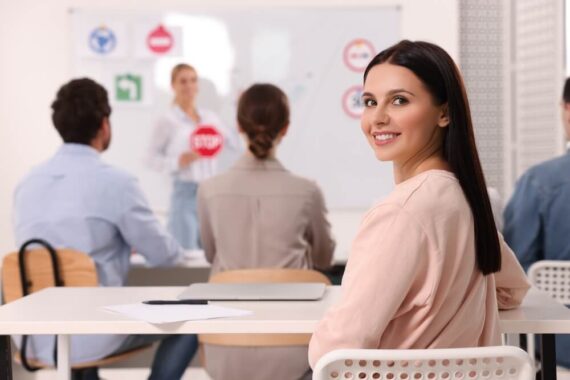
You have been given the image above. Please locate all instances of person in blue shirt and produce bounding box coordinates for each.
[504,77,570,368]
[12,78,198,379]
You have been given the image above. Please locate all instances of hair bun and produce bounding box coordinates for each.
[249,131,274,159]
[237,83,290,160]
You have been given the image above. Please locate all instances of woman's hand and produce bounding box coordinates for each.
[178,151,201,169]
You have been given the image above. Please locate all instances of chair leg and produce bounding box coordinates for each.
[71,367,99,380]
[0,335,12,380]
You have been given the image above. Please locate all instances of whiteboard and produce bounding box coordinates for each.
[70,8,400,210]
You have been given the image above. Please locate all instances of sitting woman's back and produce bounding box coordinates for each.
[197,83,335,380]
[198,156,333,274]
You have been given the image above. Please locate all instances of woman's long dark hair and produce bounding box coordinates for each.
[364,40,500,275]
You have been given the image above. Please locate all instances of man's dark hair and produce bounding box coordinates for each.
[563,78,570,104]
[51,78,111,144]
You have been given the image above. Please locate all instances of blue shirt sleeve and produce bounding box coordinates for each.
[503,172,544,271]
[116,177,184,266]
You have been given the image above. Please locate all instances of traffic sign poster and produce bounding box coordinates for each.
[343,38,376,72]
[73,18,128,59]
[105,66,153,107]
[134,22,183,58]
[342,85,365,119]
[115,74,143,102]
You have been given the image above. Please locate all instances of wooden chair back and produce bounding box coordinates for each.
[2,241,150,371]
[199,268,330,347]
[2,248,98,303]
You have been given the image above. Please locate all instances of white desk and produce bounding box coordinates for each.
[500,288,570,333]
[0,287,567,380]
[131,250,210,269]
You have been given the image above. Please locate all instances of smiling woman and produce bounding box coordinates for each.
[360,64,449,175]
[308,40,531,369]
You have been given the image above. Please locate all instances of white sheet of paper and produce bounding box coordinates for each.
[103,303,252,324]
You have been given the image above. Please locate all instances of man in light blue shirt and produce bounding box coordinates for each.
[12,78,197,379]
[504,77,570,368]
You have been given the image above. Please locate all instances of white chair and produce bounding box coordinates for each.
[525,260,570,363]
[528,260,570,305]
[312,346,534,380]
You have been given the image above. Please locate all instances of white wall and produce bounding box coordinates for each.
[0,0,458,254]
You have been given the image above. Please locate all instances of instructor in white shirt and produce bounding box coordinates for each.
[147,63,234,250]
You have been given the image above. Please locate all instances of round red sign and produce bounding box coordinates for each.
[342,85,364,119]
[147,25,173,54]
[190,125,224,157]
[343,38,376,72]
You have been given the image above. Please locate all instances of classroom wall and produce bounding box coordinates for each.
[0,0,459,255]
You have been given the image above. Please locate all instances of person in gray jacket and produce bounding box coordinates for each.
[197,83,336,380]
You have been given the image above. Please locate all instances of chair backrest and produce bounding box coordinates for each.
[209,268,331,284]
[2,243,152,371]
[2,248,98,303]
[199,268,330,347]
[527,260,570,305]
[313,346,534,380]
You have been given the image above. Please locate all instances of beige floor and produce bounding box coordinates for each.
[9,342,212,379]
[12,366,212,380]
[11,365,570,380]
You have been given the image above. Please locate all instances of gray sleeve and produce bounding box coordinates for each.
[197,185,216,263]
[306,185,336,270]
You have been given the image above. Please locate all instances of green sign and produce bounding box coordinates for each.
[115,74,142,102]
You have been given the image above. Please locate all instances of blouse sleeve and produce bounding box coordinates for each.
[145,115,179,174]
[308,204,434,368]
[494,233,531,310]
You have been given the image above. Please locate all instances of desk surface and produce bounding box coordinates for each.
[0,287,569,335]
[0,286,339,335]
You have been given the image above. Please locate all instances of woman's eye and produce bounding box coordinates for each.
[393,96,408,105]
[363,98,377,107]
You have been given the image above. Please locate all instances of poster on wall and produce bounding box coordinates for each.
[342,85,365,119]
[70,8,400,209]
[105,66,153,107]
[134,22,183,58]
[73,18,128,59]
[343,38,376,72]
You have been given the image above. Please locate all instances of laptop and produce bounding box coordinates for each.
[177,282,327,301]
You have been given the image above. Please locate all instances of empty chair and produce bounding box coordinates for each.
[528,261,570,305]
[200,268,331,380]
[525,260,570,361]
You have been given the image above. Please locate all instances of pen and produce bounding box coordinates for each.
[142,300,208,305]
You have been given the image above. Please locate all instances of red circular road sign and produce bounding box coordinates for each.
[190,125,224,157]
[342,85,364,119]
[147,25,173,54]
[343,38,376,72]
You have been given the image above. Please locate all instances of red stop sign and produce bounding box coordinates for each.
[147,25,173,54]
[190,125,224,157]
